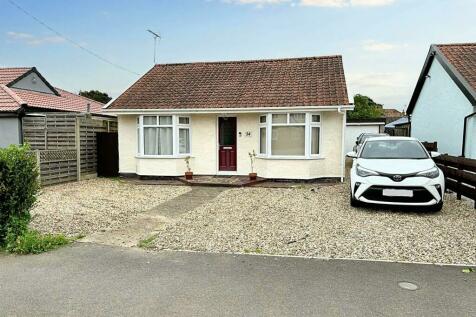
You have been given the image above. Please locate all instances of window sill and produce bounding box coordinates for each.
[256,155,325,160]
[136,154,193,159]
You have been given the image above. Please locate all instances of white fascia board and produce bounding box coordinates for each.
[103,105,355,115]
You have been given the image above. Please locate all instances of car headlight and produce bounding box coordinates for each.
[356,164,379,177]
[416,167,440,178]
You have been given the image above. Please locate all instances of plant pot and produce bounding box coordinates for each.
[249,172,257,181]
[185,171,193,180]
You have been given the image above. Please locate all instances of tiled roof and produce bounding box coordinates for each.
[11,88,104,114]
[383,108,404,118]
[0,85,22,112]
[0,67,105,114]
[0,67,32,85]
[107,55,350,110]
[436,43,476,92]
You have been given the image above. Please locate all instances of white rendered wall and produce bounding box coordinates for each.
[117,111,344,179]
[411,59,474,157]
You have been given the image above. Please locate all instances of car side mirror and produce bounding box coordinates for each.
[430,151,441,158]
[346,151,357,158]
[355,141,359,145]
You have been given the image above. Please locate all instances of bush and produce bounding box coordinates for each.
[6,229,70,254]
[0,145,40,247]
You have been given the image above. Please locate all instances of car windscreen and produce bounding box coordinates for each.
[360,140,429,159]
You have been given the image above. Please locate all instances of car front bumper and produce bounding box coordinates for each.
[351,171,445,206]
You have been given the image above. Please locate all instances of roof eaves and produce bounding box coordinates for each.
[407,44,476,114]
[103,104,355,115]
[0,84,26,105]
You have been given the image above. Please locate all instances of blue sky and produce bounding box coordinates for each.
[1,0,475,109]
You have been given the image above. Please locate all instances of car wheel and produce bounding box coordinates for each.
[428,201,443,212]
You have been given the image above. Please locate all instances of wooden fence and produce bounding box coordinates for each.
[422,141,438,152]
[23,113,117,186]
[434,154,476,209]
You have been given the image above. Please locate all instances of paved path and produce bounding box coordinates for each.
[82,187,227,247]
[1,243,474,317]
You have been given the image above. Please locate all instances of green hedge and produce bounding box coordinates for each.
[0,145,40,247]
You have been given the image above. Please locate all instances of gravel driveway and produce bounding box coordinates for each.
[152,183,476,265]
[30,178,190,237]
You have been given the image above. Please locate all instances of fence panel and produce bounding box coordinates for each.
[23,112,117,186]
[422,141,438,152]
[434,154,476,208]
[37,149,78,186]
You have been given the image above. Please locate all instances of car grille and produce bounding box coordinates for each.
[361,186,435,203]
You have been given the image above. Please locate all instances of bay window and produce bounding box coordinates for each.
[259,113,321,158]
[138,115,191,157]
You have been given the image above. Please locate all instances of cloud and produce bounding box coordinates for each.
[223,0,395,6]
[350,0,394,6]
[223,0,290,5]
[6,31,65,45]
[362,40,408,52]
[299,0,346,6]
[347,72,414,106]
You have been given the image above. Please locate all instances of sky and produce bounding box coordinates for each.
[1,0,475,110]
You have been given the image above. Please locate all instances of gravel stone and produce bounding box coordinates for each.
[152,184,476,265]
[30,178,190,237]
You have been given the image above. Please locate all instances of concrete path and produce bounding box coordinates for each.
[0,243,474,317]
[82,187,227,247]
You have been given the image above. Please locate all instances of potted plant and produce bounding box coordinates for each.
[184,156,193,180]
[248,150,257,180]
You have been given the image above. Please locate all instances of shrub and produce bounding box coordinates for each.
[0,145,40,247]
[6,229,70,254]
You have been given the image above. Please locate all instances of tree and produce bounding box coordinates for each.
[348,94,384,119]
[79,90,112,104]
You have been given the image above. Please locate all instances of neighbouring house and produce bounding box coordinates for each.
[104,56,353,180]
[344,118,385,154]
[382,108,405,124]
[407,43,476,158]
[0,67,105,147]
[384,116,410,136]
[0,67,118,185]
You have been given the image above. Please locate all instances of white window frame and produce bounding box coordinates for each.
[177,116,192,155]
[137,115,191,158]
[309,114,321,157]
[258,112,322,159]
[259,115,267,155]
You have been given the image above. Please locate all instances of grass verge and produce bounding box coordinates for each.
[6,230,72,255]
[138,235,156,249]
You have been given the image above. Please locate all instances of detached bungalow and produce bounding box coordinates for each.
[408,43,476,158]
[104,56,353,180]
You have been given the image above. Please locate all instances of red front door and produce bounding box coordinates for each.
[218,117,237,171]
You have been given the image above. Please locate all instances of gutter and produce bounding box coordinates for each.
[462,111,476,157]
[103,105,355,115]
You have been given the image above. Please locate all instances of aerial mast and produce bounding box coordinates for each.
[147,29,161,65]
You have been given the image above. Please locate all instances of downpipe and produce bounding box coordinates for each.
[338,106,346,182]
[462,110,476,157]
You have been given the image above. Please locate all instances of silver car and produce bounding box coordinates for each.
[353,133,389,153]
